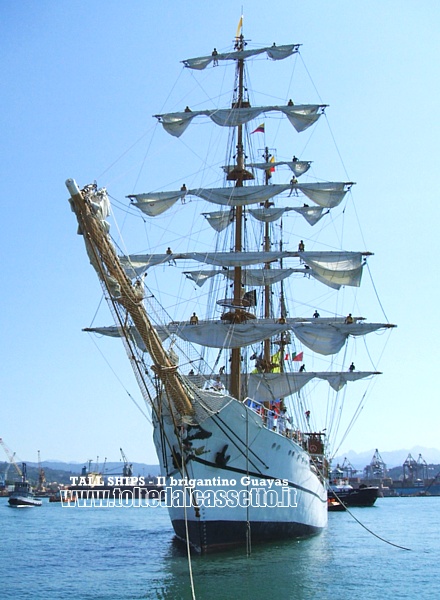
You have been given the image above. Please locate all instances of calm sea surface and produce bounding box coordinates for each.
[1,495,439,599]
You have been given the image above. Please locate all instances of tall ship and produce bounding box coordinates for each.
[66,22,395,552]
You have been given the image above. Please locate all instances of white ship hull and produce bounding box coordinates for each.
[153,397,327,552]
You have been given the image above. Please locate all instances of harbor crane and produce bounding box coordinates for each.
[0,438,23,479]
[120,447,133,477]
[36,450,46,493]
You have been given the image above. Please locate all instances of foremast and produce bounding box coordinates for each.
[65,179,194,420]
[230,32,246,400]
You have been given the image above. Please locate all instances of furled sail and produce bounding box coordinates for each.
[85,318,394,357]
[246,160,311,177]
[129,181,350,217]
[121,251,294,278]
[184,268,299,287]
[193,184,289,207]
[155,105,326,138]
[156,321,291,349]
[249,205,327,226]
[82,326,148,351]
[182,44,300,70]
[121,250,366,287]
[229,268,297,286]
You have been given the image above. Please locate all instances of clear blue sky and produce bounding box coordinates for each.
[1,1,439,467]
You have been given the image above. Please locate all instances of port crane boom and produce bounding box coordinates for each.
[0,438,22,478]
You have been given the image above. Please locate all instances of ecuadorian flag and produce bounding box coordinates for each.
[251,123,265,134]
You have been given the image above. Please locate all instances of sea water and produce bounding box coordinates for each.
[1,496,439,599]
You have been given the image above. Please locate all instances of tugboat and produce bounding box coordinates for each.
[328,480,379,507]
[8,463,42,507]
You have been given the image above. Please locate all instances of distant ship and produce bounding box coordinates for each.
[8,463,42,507]
[328,481,379,507]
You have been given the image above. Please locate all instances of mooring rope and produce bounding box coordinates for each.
[330,487,412,551]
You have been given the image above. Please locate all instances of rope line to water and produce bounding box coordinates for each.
[331,488,412,551]
[181,449,197,600]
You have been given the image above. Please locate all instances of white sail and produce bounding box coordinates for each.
[291,322,388,355]
[248,370,379,401]
[202,211,233,232]
[292,206,328,225]
[249,205,327,225]
[121,251,294,277]
[129,182,350,216]
[246,160,311,177]
[155,105,325,138]
[248,372,314,400]
[86,318,393,357]
[121,250,366,289]
[317,371,380,391]
[127,191,184,216]
[232,268,297,286]
[184,270,219,287]
[296,182,353,208]
[249,207,294,223]
[182,44,300,70]
[184,268,297,287]
[283,106,323,132]
[156,321,290,349]
[193,184,289,207]
[300,251,364,288]
[83,326,149,350]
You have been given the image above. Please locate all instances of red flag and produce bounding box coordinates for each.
[292,351,303,362]
[270,155,276,172]
[251,123,265,134]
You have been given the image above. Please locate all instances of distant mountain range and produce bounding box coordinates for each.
[333,446,440,470]
[18,460,161,477]
[5,448,440,479]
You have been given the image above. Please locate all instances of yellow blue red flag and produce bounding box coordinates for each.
[251,123,265,134]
